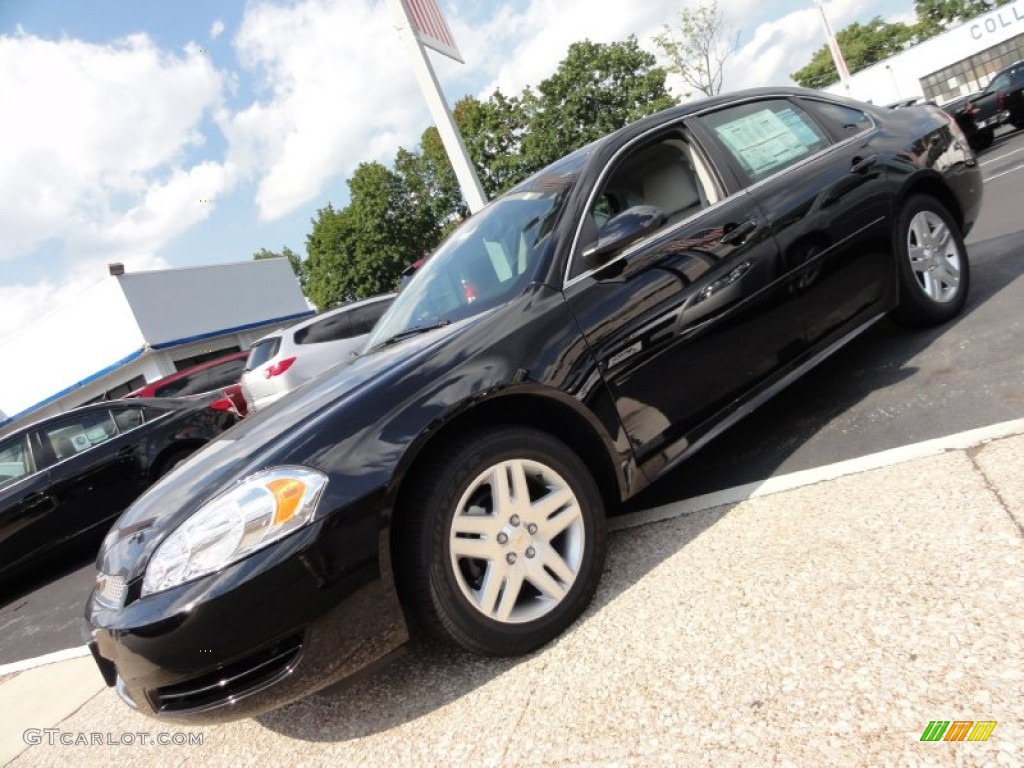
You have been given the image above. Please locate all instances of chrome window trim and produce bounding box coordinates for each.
[562,94,878,291]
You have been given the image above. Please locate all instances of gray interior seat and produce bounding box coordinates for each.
[642,162,702,225]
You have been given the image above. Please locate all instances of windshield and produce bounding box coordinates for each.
[364,186,570,350]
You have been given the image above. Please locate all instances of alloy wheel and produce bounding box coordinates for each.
[448,458,585,624]
[906,209,962,304]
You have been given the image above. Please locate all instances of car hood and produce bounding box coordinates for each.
[97,315,484,580]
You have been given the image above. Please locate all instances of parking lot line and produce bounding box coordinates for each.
[984,161,1024,182]
[980,145,1024,166]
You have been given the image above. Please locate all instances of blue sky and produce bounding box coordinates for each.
[0,0,915,339]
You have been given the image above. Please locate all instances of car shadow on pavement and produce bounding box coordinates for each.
[0,540,97,610]
[255,504,726,742]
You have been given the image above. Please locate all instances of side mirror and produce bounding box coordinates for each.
[582,205,667,264]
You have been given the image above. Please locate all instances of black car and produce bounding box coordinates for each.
[0,398,234,583]
[86,87,982,723]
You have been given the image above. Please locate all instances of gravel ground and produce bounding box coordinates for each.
[9,439,1024,768]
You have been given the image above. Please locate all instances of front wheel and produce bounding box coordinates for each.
[890,194,970,328]
[397,427,607,656]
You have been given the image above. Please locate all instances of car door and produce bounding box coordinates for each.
[689,96,894,349]
[0,433,55,574]
[33,407,149,549]
[563,126,807,478]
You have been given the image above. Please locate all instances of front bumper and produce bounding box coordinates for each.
[86,518,409,724]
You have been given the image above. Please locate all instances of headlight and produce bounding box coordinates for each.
[142,466,328,596]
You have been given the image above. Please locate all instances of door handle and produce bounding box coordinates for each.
[720,220,758,245]
[851,154,879,174]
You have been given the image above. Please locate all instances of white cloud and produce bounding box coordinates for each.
[223,0,429,221]
[0,253,170,353]
[0,30,227,342]
[726,0,882,90]
[0,32,226,262]
[210,18,225,39]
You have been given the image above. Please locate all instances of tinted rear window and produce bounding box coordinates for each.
[348,298,394,335]
[294,313,354,345]
[246,338,281,370]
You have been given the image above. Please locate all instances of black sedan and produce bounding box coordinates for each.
[86,88,982,722]
[0,398,234,583]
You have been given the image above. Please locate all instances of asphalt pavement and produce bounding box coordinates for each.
[2,422,1022,767]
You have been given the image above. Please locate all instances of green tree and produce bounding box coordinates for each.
[303,162,445,308]
[304,35,677,304]
[914,0,1013,38]
[653,0,739,98]
[253,246,304,290]
[523,36,676,169]
[791,17,917,89]
[455,91,533,197]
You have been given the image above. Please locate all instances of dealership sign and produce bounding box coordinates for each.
[969,1,1024,40]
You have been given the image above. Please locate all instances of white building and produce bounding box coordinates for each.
[0,258,313,432]
[826,0,1024,105]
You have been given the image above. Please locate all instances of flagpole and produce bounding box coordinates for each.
[814,0,851,91]
[387,0,488,213]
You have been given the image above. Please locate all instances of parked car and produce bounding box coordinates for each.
[87,87,982,723]
[124,351,248,400]
[943,61,1024,151]
[208,383,248,419]
[0,398,235,583]
[240,294,396,413]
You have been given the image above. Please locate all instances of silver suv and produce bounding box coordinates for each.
[241,294,395,413]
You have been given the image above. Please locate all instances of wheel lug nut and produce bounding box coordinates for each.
[510,515,520,527]
[506,553,517,565]
[497,532,508,545]
[525,547,536,559]
[527,523,538,534]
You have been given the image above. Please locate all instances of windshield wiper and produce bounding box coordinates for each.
[372,319,451,350]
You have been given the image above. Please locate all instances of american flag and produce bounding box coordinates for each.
[402,0,464,63]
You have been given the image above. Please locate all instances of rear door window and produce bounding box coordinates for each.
[800,99,873,140]
[39,410,118,463]
[697,99,830,183]
[111,406,146,433]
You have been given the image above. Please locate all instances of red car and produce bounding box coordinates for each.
[125,352,248,400]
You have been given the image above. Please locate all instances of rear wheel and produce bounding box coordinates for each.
[891,194,969,327]
[397,427,607,656]
[969,127,993,151]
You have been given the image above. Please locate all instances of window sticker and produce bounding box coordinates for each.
[713,108,815,177]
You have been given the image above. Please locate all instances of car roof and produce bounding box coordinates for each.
[125,350,248,398]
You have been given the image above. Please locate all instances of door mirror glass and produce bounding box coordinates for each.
[583,205,667,264]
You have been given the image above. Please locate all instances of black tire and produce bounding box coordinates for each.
[890,194,970,328]
[396,426,607,656]
[968,127,993,151]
